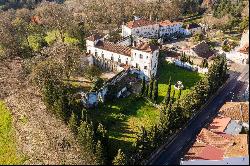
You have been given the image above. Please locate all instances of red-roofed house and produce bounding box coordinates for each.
[207,115,231,133]
[86,35,159,79]
[198,145,225,160]
[122,17,185,38]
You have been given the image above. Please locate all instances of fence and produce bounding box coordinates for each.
[166,58,208,74]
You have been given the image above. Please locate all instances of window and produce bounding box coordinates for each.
[95,51,97,56]
[144,66,147,70]
[146,56,148,59]
[111,55,114,61]
[118,58,121,63]
[88,50,91,54]
[136,63,139,68]
[126,61,128,65]
[140,54,143,59]
[101,53,104,59]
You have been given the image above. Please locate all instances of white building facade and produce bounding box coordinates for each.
[122,18,185,38]
[86,35,159,79]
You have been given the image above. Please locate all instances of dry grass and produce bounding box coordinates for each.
[0,58,95,165]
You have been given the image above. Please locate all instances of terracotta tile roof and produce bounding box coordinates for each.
[96,41,131,57]
[199,145,225,160]
[219,102,249,122]
[197,128,232,150]
[207,115,231,133]
[86,34,103,41]
[134,42,159,53]
[159,20,182,27]
[184,141,225,161]
[126,19,157,28]
[191,41,214,59]
[238,43,249,54]
[184,141,207,160]
[224,134,248,158]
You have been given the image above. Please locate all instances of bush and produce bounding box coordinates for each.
[222,44,231,52]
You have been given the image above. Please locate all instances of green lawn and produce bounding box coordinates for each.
[0,101,25,165]
[88,61,202,157]
[157,61,203,103]
[89,96,159,155]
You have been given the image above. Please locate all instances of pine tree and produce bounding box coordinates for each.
[95,140,105,165]
[141,77,146,96]
[112,149,126,165]
[78,121,95,154]
[68,112,78,135]
[152,79,158,103]
[164,77,172,107]
[148,79,154,99]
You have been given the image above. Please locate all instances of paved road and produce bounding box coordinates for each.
[150,65,249,165]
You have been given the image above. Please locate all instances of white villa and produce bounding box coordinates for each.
[121,17,187,38]
[86,34,159,80]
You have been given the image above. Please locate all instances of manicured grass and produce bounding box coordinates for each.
[0,101,25,165]
[89,96,159,155]
[157,61,203,103]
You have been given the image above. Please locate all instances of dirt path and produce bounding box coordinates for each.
[0,58,94,165]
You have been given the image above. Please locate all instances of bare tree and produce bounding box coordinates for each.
[35,1,76,42]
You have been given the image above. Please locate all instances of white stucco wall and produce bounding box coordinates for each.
[122,24,159,38]
[86,39,159,79]
[159,23,183,37]
[122,25,132,37]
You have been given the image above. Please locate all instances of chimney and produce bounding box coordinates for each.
[149,14,152,21]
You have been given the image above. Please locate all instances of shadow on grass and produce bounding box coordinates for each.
[88,96,156,157]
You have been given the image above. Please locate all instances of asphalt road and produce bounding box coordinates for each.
[150,65,249,165]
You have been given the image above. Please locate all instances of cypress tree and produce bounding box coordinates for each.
[177,89,182,100]
[164,77,172,107]
[112,149,126,165]
[152,79,158,103]
[148,79,154,99]
[96,123,108,163]
[168,90,175,111]
[141,77,146,96]
[68,112,78,135]
[145,84,149,98]
[78,121,95,154]
[95,140,105,165]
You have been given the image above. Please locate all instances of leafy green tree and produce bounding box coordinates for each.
[240,16,249,31]
[112,149,126,165]
[149,39,159,46]
[92,77,104,91]
[84,66,102,81]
